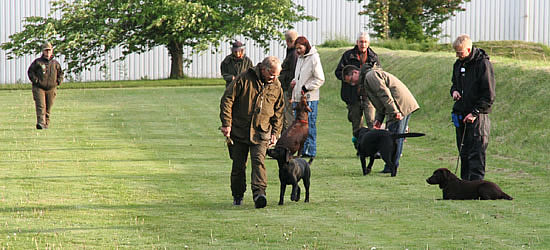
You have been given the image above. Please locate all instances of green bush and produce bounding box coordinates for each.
[319,37,354,48]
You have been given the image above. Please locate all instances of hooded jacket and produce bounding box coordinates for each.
[220,54,253,86]
[220,64,285,144]
[335,46,381,105]
[450,47,496,116]
[27,55,63,90]
[291,46,325,102]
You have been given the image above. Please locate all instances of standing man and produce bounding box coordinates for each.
[343,65,419,174]
[220,40,253,87]
[335,32,381,147]
[220,56,284,208]
[27,42,64,129]
[450,34,495,181]
[279,29,299,132]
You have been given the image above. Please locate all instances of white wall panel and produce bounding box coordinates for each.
[1,0,549,84]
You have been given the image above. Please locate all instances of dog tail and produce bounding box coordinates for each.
[501,192,513,200]
[392,132,426,139]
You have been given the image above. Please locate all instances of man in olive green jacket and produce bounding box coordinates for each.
[27,42,64,129]
[220,41,253,87]
[343,65,419,173]
[220,56,284,208]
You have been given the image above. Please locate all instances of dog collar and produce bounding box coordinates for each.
[297,119,308,124]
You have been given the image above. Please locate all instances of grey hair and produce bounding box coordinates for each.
[357,31,370,42]
[261,56,282,71]
[453,34,472,49]
[285,29,299,42]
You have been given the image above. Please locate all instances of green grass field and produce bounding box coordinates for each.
[0,47,549,249]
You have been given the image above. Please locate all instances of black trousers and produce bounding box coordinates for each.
[456,114,490,181]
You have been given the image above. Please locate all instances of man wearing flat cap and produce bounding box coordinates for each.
[27,42,64,129]
[220,40,253,87]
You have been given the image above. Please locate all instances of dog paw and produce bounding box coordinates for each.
[304,199,309,203]
[278,201,284,205]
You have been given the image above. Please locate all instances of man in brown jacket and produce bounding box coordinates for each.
[343,65,419,173]
[220,56,284,208]
[27,42,64,129]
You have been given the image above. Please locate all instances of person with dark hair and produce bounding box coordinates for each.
[335,32,381,143]
[342,64,419,174]
[279,30,299,132]
[220,40,253,87]
[290,36,325,159]
[450,34,495,181]
[220,56,285,208]
[27,42,64,129]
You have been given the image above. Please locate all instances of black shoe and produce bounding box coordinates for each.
[254,194,267,209]
[233,197,243,206]
[36,124,43,130]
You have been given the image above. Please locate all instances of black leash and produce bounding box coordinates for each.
[455,125,467,175]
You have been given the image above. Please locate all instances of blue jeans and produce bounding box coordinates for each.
[293,100,318,157]
[384,114,411,171]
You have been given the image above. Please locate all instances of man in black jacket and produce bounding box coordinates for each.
[450,34,495,181]
[279,30,299,131]
[335,32,381,145]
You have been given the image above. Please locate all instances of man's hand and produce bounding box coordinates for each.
[452,91,462,101]
[220,126,231,137]
[463,113,477,123]
[290,80,296,89]
[395,112,403,120]
[269,134,278,147]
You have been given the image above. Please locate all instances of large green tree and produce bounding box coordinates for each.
[352,0,470,41]
[1,0,314,79]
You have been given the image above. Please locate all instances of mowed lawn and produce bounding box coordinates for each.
[1,48,549,249]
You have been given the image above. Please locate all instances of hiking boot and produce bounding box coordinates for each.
[254,194,267,209]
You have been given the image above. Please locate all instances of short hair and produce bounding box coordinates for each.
[261,56,282,72]
[453,34,472,50]
[342,65,360,78]
[285,29,298,43]
[357,31,370,42]
[294,36,311,54]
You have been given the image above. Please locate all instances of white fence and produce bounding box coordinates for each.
[1,0,549,83]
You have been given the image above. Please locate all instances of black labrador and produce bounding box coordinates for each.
[354,127,425,177]
[267,147,311,205]
[426,168,513,200]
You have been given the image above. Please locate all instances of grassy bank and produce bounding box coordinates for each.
[0,47,548,248]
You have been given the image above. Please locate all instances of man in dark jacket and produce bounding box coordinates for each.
[220,56,284,208]
[450,34,496,181]
[27,42,64,129]
[220,40,253,87]
[279,30,299,131]
[335,32,381,142]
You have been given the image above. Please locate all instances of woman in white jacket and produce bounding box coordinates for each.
[290,36,325,158]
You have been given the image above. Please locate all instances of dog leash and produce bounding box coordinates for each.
[454,125,467,174]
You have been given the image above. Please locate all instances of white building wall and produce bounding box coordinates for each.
[1,0,548,84]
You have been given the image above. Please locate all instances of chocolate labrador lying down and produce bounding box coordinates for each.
[426,168,513,200]
[267,147,311,205]
[354,127,425,177]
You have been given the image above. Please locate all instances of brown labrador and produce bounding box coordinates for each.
[426,168,513,200]
[271,94,311,158]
